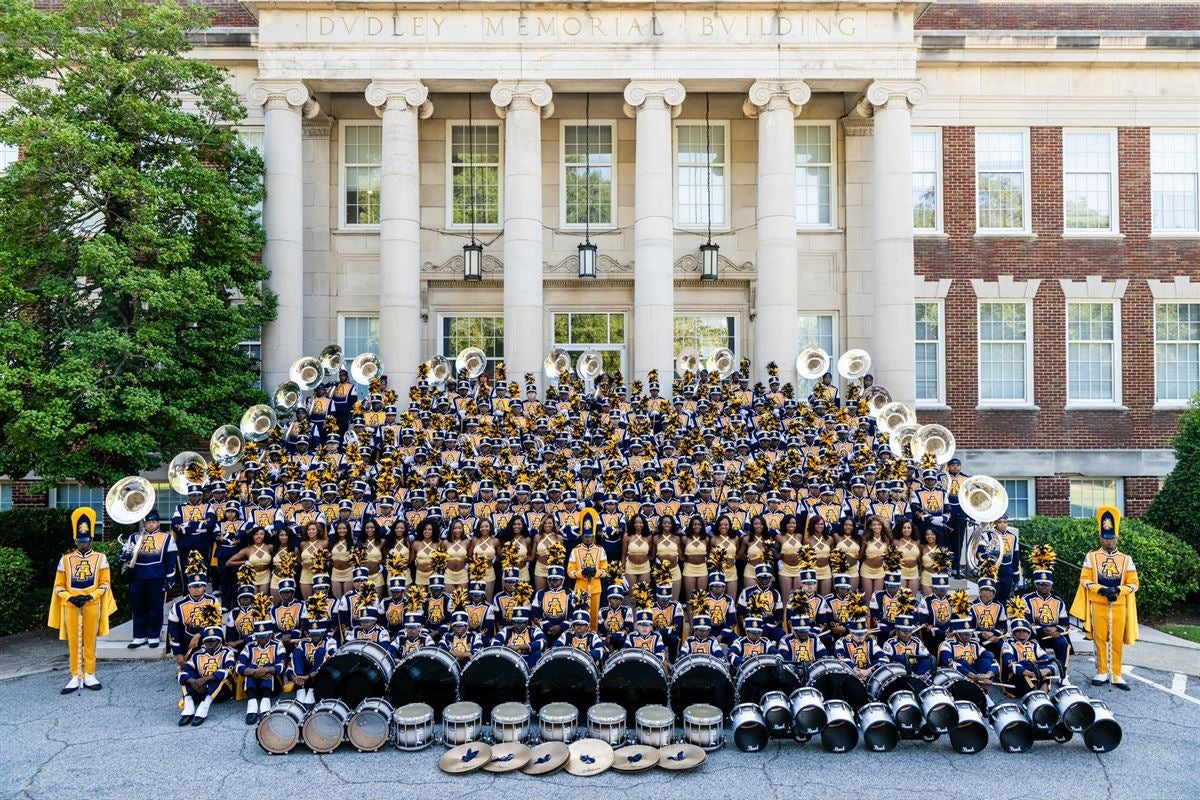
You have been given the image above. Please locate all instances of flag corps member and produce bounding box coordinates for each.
[1071,505,1139,690]
[48,508,117,694]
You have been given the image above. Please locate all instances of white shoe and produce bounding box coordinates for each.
[259,697,274,714]
[246,699,259,714]
[61,675,81,694]
[1091,673,1110,686]
[302,689,315,704]
[82,673,101,690]
[147,639,160,648]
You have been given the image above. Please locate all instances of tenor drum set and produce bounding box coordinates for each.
[255,643,1122,762]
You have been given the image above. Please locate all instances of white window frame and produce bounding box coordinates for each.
[673,313,740,365]
[1154,301,1200,407]
[914,299,946,407]
[0,481,12,512]
[912,127,943,234]
[551,311,629,379]
[977,299,1035,408]
[439,313,505,373]
[994,478,1036,521]
[1151,129,1200,235]
[1062,128,1120,236]
[975,128,1032,235]
[673,120,731,231]
[234,127,265,222]
[1065,300,1122,408]
[445,119,504,231]
[1069,478,1124,519]
[338,121,383,230]
[559,120,617,230]
[51,484,106,534]
[795,121,839,230]
[796,312,841,395]
[0,142,17,174]
[236,326,263,390]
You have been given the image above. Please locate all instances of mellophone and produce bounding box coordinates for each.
[257,646,1122,758]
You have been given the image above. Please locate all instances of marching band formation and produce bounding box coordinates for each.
[76,344,1135,754]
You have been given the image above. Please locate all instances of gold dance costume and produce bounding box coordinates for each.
[270,547,296,591]
[897,539,921,581]
[248,544,272,586]
[860,537,889,580]
[299,540,323,585]
[362,540,385,590]
[834,536,860,576]
[712,534,738,581]
[330,540,353,583]
[414,541,438,585]
[655,536,682,584]
[682,537,708,578]
[625,535,651,577]
[778,534,803,578]
[809,537,832,580]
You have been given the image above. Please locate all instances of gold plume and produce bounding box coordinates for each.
[185,550,208,578]
[236,563,257,587]
[977,555,999,583]
[429,550,448,575]
[829,550,851,576]
[513,581,534,606]
[630,580,654,609]
[310,549,331,575]
[545,541,566,567]
[1007,595,1029,622]
[651,558,673,587]
[845,591,869,621]
[251,592,273,622]
[273,548,297,578]
[788,588,809,611]
[306,592,330,623]
[882,547,902,573]
[688,589,708,618]
[1030,544,1057,572]
[501,541,524,571]
[950,589,973,617]
[404,585,428,613]
[451,588,470,611]
[469,555,491,582]
[895,587,917,617]
[196,602,223,629]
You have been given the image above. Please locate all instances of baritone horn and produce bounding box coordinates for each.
[455,347,488,380]
[706,347,736,378]
[240,404,277,442]
[911,424,956,465]
[837,349,872,381]
[167,451,208,495]
[289,356,323,391]
[796,347,830,380]
[676,348,701,376]
[106,476,156,526]
[577,350,604,381]
[319,344,344,376]
[273,381,301,412]
[209,425,244,467]
[351,352,383,385]
[544,349,572,381]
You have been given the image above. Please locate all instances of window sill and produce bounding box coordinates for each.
[1150,231,1200,239]
[676,225,734,235]
[914,231,949,240]
[335,226,380,234]
[1153,402,1192,412]
[795,227,843,235]
[560,224,619,234]
[445,225,503,234]
[1062,231,1125,240]
[1064,403,1128,412]
[915,403,951,412]
[975,404,1041,412]
[974,232,1036,240]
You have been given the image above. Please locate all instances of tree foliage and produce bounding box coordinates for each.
[1145,397,1200,554]
[0,0,273,486]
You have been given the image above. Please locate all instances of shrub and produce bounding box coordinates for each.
[0,508,76,587]
[1020,516,1198,618]
[0,546,35,636]
[1145,398,1200,555]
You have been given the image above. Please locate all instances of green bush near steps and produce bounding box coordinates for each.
[0,546,35,636]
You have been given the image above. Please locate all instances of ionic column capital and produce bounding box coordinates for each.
[248,80,312,111]
[623,81,686,119]
[366,81,434,119]
[490,81,554,119]
[865,80,927,110]
[743,80,811,119]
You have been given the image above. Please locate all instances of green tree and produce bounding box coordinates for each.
[0,0,273,486]
[1145,397,1200,554]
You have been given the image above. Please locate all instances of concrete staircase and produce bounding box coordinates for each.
[96,604,170,662]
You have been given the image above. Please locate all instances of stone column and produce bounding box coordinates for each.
[623,81,686,388]
[745,81,810,385]
[842,105,875,355]
[491,82,553,386]
[249,80,314,392]
[366,82,432,396]
[866,81,926,404]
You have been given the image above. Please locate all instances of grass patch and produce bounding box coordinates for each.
[1160,624,1200,644]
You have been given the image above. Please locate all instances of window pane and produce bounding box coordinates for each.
[451,124,501,226]
[796,314,837,396]
[915,302,941,402]
[1063,132,1114,231]
[674,315,737,368]
[1155,303,1200,401]
[564,124,614,226]
[796,125,833,226]
[998,479,1031,520]
[0,483,12,512]
[1070,479,1119,519]
[442,315,505,375]
[0,142,18,174]
[976,131,1027,230]
[979,303,1028,402]
[677,124,726,226]
[552,313,627,379]
[1067,303,1115,401]
[1151,132,1199,231]
[912,131,939,231]
[55,485,106,533]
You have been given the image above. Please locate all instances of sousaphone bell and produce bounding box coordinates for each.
[105,476,157,526]
[960,476,1010,581]
[676,349,701,376]
[706,347,736,378]
[425,356,451,388]
[888,422,921,459]
[576,351,604,381]
[273,381,301,412]
[544,349,572,381]
[876,401,917,435]
[455,347,488,380]
[863,386,892,417]
[240,404,278,442]
[167,451,208,495]
[910,424,956,465]
[289,356,323,391]
[318,344,344,376]
[837,349,872,381]
[209,424,244,467]
[796,347,830,380]
[351,352,383,385]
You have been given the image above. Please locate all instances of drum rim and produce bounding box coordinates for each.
[588,703,627,723]
[443,701,483,722]
[256,712,303,751]
[635,705,676,725]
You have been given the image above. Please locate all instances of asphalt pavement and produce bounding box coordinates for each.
[1,650,1198,800]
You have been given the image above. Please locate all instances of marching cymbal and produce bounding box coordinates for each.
[657,742,707,771]
[482,742,532,773]
[611,744,659,772]
[521,741,570,775]
[439,741,492,774]
[566,738,614,776]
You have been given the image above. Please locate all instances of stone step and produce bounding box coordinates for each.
[96,608,169,662]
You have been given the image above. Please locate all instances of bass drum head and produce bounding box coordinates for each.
[807,659,869,711]
[599,650,670,718]
[670,655,734,717]
[391,648,460,720]
[735,655,801,706]
[347,698,394,753]
[528,648,599,713]
[461,647,531,718]
[312,642,393,709]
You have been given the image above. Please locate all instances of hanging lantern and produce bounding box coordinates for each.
[700,242,719,281]
[463,241,483,281]
[577,241,598,279]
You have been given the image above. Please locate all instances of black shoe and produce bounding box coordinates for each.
[1114,680,1131,691]
[178,715,193,727]
[127,640,145,649]
[1091,678,1108,687]
[60,685,79,696]
[191,715,207,726]
[84,681,102,691]
[147,640,161,649]
[245,713,257,725]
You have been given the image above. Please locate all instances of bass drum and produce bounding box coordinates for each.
[256,699,307,755]
[390,647,460,720]
[312,640,395,709]
[670,654,735,716]
[599,648,670,716]
[734,655,802,706]
[527,647,599,713]
[931,668,988,714]
[806,658,868,711]
[460,646,531,718]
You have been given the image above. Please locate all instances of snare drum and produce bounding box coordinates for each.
[949,701,989,754]
[255,699,307,755]
[460,646,532,718]
[990,701,1034,753]
[1021,690,1059,733]
[887,690,923,735]
[806,658,869,710]
[866,662,910,702]
[391,647,461,719]
[599,648,670,713]
[759,691,792,738]
[1052,685,1096,732]
[858,702,899,752]
[538,702,579,743]
[586,702,628,745]
[918,684,958,734]
[528,647,598,713]
[634,704,676,747]
[682,704,725,751]
[1083,701,1122,753]
[302,699,351,754]
[730,703,768,752]
[670,654,735,716]
[931,668,987,713]
[735,655,801,705]
[820,699,859,753]
[789,687,827,738]
[392,702,435,751]
[442,701,483,746]
[347,698,394,752]
[491,701,532,744]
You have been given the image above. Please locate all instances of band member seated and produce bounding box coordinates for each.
[461,581,495,641]
[729,615,776,668]
[491,568,523,628]
[703,572,737,645]
[679,613,727,659]
[334,566,372,636]
[292,594,335,705]
[167,553,219,667]
[535,565,572,642]
[869,553,905,640]
[625,609,669,666]
[440,610,481,662]
[882,611,933,677]
[390,611,433,659]
[971,558,1007,658]
[823,560,855,651]
[1023,544,1072,673]
[345,589,388,645]
[938,592,999,688]
[1001,602,1059,697]
[424,574,452,636]
[835,615,886,682]
[271,578,304,646]
[224,581,258,651]
[919,551,953,654]
[598,584,633,649]
[738,565,783,641]
[236,614,286,725]
[177,605,233,727]
[556,610,605,664]
[779,612,826,670]
[495,605,544,668]
[381,574,408,638]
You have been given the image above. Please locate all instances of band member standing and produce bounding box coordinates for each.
[122,509,176,650]
[48,509,116,694]
[1071,506,1139,690]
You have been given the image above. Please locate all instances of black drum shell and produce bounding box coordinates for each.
[527,648,598,713]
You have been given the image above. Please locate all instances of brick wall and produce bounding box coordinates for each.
[917,2,1200,31]
[916,126,1199,451]
[11,481,49,509]
[1036,477,1072,517]
[1124,476,1162,517]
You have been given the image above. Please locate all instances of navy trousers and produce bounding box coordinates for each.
[130,578,165,641]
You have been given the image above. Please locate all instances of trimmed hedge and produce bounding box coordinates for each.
[0,508,75,587]
[1145,398,1200,555]
[1020,516,1198,618]
[0,546,35,636]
